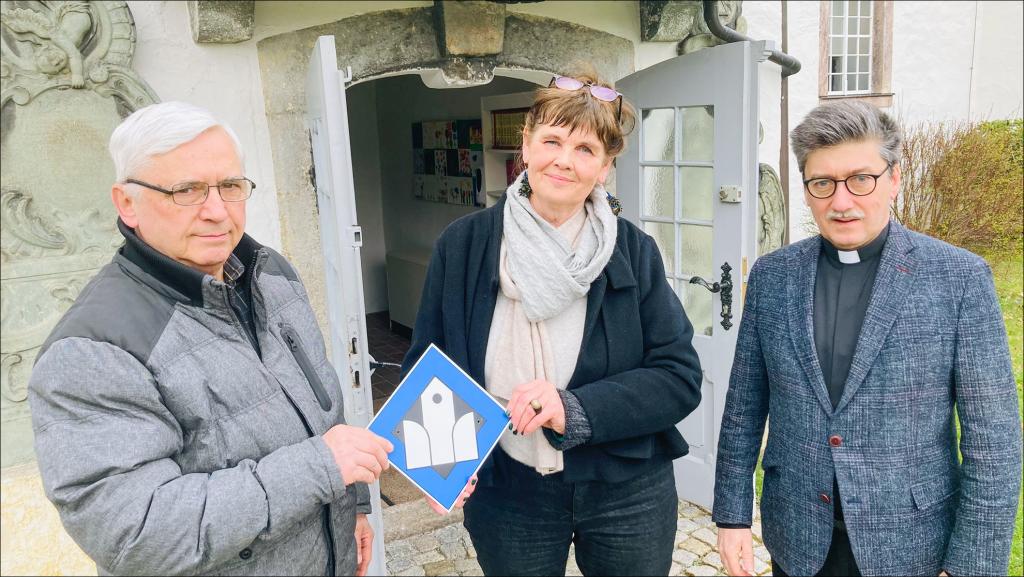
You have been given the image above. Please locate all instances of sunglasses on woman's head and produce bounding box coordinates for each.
[549,76,623,122]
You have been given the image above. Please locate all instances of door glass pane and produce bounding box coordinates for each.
[679,106,714,162]
[642,108,674,162]
[644,222,675,276]
[680,224,712,278]
[680,166,713,221]
[642,167,674,218]
[678,283,713,337]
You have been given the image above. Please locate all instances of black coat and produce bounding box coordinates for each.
[402,195,703,485]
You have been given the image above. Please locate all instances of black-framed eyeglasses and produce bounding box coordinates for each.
[802,165,892,199]
[549,76,623,122]
[125,177,255,206]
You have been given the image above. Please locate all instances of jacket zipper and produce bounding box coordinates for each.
[280,325,333,411]
[244,255,335,575]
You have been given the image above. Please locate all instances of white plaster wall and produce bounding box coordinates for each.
[745,1,785,208]
[128,1,282,250]
[890,1,977,127]
[779,1,821,241]
[971,0,1024,120]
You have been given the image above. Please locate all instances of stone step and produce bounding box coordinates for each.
[383,496,464,543]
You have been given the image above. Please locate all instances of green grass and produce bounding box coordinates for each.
[752,249,1023,575]
[987,250,1023,577]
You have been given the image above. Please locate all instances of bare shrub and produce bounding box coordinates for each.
[895,119,1023,253]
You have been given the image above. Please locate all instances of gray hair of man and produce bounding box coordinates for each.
[109,101,244,195]
[790,100,902,174]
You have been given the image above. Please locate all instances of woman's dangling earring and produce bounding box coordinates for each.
[518,171,533,198]
[606,191,622,216]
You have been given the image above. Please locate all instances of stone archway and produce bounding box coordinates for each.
[255,5,634,329]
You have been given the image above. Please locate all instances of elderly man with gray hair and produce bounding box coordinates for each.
[712,101,1021,576]
[28,101,394,576]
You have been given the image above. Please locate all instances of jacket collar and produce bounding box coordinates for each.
[117,218,262,307]
[786,220,917,415]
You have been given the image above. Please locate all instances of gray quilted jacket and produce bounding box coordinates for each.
[28,220,369,576]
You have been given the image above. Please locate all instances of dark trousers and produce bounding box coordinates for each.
[772,526,861,577]
[463,456,677,576]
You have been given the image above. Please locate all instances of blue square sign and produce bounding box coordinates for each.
[369,344,509,512]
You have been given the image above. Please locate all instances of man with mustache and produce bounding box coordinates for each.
[28,101,394,575]
[712,101,1021,576]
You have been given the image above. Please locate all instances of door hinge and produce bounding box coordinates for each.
[719,185,742,203]
[348,226,363,247]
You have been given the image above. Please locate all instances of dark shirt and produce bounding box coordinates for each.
[814,223,889,524]
[118,219,260,357]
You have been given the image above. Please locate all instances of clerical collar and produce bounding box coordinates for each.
[821,223,890,265]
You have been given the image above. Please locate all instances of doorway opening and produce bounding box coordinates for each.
[345,73,539,505]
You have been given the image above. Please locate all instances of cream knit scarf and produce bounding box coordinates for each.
[485,172,617,474]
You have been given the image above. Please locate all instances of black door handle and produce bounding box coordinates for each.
[687,262,734,330]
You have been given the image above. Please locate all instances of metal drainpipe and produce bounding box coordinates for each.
[702,0,802,77]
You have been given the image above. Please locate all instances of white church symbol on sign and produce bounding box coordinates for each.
[395,377,483,478]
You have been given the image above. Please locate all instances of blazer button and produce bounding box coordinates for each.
[239,548,253,560]
[829,435,843,447]
[819,493,831,505]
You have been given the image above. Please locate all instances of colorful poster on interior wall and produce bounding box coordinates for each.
[412,119,484,208]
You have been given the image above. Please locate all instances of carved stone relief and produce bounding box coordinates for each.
[757,163,785,255]
[0,0,158,467]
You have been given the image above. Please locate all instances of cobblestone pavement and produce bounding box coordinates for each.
[383,500,772,576]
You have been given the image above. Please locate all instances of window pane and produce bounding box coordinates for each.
[644,222,675,276]
[861,0,871,16]
[860,16,871,35]
[642,167,674,218]
[848,37,858,55]
[830,74,843,92]
[831,16,843,34]
[831,56,844,74]
[858,56,869,73]
[858,73,870,92]
[847,73,857,91]
[832,0,845,16]
[680,224,712,278]
[680,167,713,221]
[642,108,674,162]
[859,37,870,54]
[849,0,859,17]
[679,106,714,162]
[678,283,713,337]
[831,37,843,55]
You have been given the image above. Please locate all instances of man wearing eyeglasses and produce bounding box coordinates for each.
[712,101,1021,576]
[28,101,393,576]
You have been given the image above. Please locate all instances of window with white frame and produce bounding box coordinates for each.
[828,0,873,94]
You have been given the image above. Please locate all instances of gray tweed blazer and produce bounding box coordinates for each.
[712,221,1022,576]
